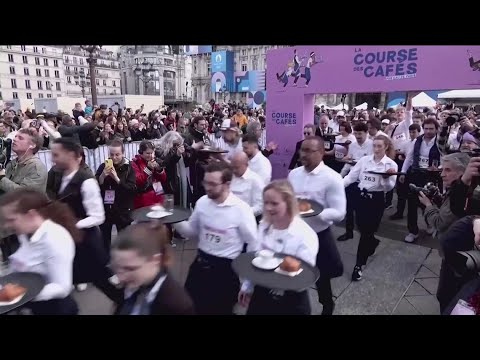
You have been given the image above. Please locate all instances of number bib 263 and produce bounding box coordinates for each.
[363,174,379,185]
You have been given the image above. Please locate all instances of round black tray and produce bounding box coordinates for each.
[297,199,323,218]
[232,253,320,291]
[0,272,46,315]
[367,171,406,176]
[198,148,228,154]
[132,205,192,224]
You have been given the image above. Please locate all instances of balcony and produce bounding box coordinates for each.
[96,62,119,69]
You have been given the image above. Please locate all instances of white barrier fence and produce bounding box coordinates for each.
[34,141,161,172]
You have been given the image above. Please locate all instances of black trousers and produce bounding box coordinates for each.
[406,170,441,235]
[355,191,385,267]
[345,183,360,234]
[0,235,19,261]
[100,217,132,253]
[247,286,311,315]
[28,295,79,315]
[395,178,409,216]
[184,250,239,315]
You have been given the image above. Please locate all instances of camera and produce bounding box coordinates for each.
[0,138,12,170]
[409,182,440,198]
[446,247,480,275]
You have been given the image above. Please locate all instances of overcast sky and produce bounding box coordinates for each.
[103,46,119,53]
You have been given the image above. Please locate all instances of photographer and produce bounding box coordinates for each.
[418,153,470,237]
[58,114,98,146]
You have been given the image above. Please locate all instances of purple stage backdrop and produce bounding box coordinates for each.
[266,45,480,179]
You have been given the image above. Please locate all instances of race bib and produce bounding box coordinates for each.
[419,156,429,169]
[205,232,223,244]
[104,190,115,205]
[363,174,379,185]
[324,141,332,150]
[394,133,407,142]
[335,151,345,159]
[153,182,164,195]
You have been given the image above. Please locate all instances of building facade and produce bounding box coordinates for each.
[0,45,66,103]
[63,46,121,97]
[117,46,192,107]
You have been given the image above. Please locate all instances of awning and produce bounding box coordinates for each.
[438,89,480,99]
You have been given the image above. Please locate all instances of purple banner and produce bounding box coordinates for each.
[266,46,480,179]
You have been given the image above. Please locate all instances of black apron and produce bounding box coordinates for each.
[27,295,78,315]
[247,286,311,315]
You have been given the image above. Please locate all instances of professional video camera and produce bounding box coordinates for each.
[447,246,480,275]
[409,182,441,199]
[0,138,12,170]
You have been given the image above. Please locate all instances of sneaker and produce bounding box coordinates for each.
[385,204,394,210]
[352,266,363,281]
[337,232,354,242]
[389,213,404,220]
[75,283,87,292]
[404,233,419,243]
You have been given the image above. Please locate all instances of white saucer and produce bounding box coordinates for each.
[151,205,165,212]
[146,211,172,219]
[251,257,283,270]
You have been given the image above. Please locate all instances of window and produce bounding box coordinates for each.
[24,68,29,76]
[96,79,99,86]
[47,94,52,98]
[112,80,116,87]
[9,66,15,75]
[66,66,70,72]
[207,62,211,74]
[6,45,12,49]
[46,81,51,90]
[103,80,107,86]
[12,92,18,99]
[44,69,50,77]
[103,89,107,95]
[38,93,44,98]
[54,70,59,78]
[242,49,247,56]
[35,57,40,65]
[26,93,32,99]
[36,69,42,77]
[33,46,39,53]
[252,60,258,70]
[80,58,84,65]
[253,48,258,54]
[11,79,17,88]
[25,80,31,89]
[95,69,99,75]
[75,80,79,85]
[54,60,58,67]
[67,76,71,83]
[21,45,26,51]
[43,58,49,66]
[22,56,28,64]
[73,57,77,64]
[74,67,78,73]
[242,63,247,71]
[8,54,13,62]
[42,47,46,54]
[37,81,43,90]
[55,82,61,91]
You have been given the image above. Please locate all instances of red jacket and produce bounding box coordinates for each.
[131,155,167,209]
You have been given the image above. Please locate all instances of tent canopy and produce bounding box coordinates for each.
[332,103,349,111]
[354,102,368,110]
[438,90,480,99]
[411,92,436,108]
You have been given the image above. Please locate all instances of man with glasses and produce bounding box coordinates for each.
[288,136,346,315]
[174,161,257,315]
[289,124,316,171]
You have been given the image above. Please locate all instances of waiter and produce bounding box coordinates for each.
[174,161,257,315]
[288,136,346,315]
[343,135,398,281]
[338,123,373,242]
[47,137,121,300]
[400,118,443,243]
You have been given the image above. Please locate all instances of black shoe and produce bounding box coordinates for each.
[337,232,353,242]
[389,213,404,220]
[321,302,335,315]
[352,266,363,281]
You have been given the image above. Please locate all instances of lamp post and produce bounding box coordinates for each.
[134,59,155,95]
[80,45,102,106]
[75,69,86,98]
[219,85,229,103]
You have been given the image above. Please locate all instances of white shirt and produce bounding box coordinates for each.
[401,136,437,173]
[340,139,374,177]
[241,217,319,293]
[249,151,272,184]
[368,130,389,141]
[389,110,413,151]
[174,193,257,259]
[344,155,398,192]
[230,168,265,216]
[288,162,347,233]
[9,219,75,301]
[329,120,340,133]
[448,132,461,151]
[59,170,105,229]
[213,137,243,162]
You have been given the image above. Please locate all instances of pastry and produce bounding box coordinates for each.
[0,283,27,302]
[280,256,301,272]
[298,200,312,212]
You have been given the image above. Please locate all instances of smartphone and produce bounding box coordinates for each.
[105,158,113,169]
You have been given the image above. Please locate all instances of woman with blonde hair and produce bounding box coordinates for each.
[238,179,319,315]
[343,135,398,281]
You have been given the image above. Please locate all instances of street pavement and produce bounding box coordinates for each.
[73,199,442,315]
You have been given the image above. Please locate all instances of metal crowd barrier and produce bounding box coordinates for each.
[34,140,162,172]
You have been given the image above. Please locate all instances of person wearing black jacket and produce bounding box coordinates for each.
[96,140,137,252]
[289,124,315,170]
[58,115,98,145]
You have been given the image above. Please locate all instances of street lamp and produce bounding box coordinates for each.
[134,59,155,95]
[74,69,86,98]
[219,85,229,103]
[80,45,102,106]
